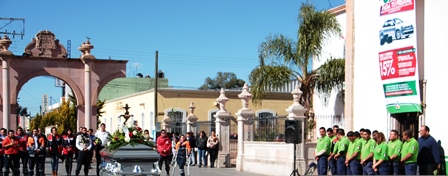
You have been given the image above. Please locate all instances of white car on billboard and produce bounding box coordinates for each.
[379,18,414,45]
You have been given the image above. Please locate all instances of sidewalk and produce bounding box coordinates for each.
[40,158,262,176]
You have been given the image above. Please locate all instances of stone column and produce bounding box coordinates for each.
[0,35,13,129]
[162,115,172,132]
[235,84,254,171]
[214,88,232,168]
[285,85,307,171]
[79,38,95,129]
[186,102,198,134]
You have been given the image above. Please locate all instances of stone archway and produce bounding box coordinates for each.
[0,30,127,129]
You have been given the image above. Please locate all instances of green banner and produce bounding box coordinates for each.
[383,81,418,98]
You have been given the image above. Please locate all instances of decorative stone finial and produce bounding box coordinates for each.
[216,88,229,111]
[79,37,94,55]
[285,85,307,120]
[0,34,13,55]
[238,83,253,109]
[187,102,198,124]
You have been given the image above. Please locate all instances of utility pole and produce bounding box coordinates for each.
[154,51,159,129]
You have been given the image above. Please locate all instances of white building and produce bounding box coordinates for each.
[344,0,448,166]
[313,5,347,133]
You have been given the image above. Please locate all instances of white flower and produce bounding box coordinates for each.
[125,137,130,142]
[133,131,137,135]
[107,141,111,146]
[118,128,123,133]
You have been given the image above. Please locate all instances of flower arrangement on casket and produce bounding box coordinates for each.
[106,123,155,151]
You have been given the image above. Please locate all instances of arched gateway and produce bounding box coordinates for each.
[0,30,127,129]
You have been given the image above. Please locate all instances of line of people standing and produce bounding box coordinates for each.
[315,125,443,175]
[156,130,220,176]
[0,123,110,176]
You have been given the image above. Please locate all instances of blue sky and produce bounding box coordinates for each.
[1,0,344,115]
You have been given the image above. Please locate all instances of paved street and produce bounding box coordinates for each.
[35,158,262,176]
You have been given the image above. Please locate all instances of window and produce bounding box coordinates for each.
[256,110,277,129]
[164,108,187,134]
[210,111,217,133]
[168,111,183,134]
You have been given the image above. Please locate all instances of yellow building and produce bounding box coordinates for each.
[101,87,294,135]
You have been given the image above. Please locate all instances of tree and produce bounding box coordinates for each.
[249,2,344,113]
[97,99,106,126]
[199,72,245,90]
[16,105,29,128]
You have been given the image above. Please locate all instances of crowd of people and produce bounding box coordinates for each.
[315,125,444,175]
[156,130,219,176]
[0,123,110,176]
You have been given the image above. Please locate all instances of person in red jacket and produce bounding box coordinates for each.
[157,129,172,176]
[47,127,62,176]
[16,127,29,175]
[62,128,76,176]
[0,128,7,174]
[2,129,20,176]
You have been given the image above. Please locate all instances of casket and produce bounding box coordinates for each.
[100,144,160,176]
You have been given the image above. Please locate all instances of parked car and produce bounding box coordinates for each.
[379,18,414,45]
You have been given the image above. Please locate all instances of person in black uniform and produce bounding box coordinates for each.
[75,127,92,176]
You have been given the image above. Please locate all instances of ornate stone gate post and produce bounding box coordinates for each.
[162,115,172,132]
[214,88,232,168]
[186,102,198,134]
[79,38,96,129]
[285,85,307,170]
[0,35,13,129]
[235,84,254,171]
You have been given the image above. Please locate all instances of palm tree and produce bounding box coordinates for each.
[249,2,344,114]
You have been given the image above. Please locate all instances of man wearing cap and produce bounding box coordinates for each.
[345,131,362,175]
[315,127,331,175]
[401,129,419,175]
[326,128,337,175]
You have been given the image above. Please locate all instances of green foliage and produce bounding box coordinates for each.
[106,124,155,151]
[199,72,245,90]
[97,99,106,126]
[250,2,344,110]
[30,113,43,130]
[36,100,76,134]
[315,58,345,102]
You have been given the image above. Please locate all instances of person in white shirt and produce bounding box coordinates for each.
[94,123,110,176]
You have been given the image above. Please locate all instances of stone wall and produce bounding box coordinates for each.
[240,141,317,176]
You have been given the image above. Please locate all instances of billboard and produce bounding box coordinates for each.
[378,0,421,113]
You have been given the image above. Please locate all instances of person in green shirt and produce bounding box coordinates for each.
[372,132,389,175]
[315,127,331,175]
[326,128,337,175]
[401,129,419,175]
[387,130,402,175]
[345,131,362,175]
[360,129,376,175]
[333,129,349,175]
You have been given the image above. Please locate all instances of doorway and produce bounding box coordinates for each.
[391,112,419,139]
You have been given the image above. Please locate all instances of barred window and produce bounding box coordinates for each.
[168,111,183,134]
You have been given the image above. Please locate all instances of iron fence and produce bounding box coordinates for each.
[252,116,286,142]
[156,120,237,137]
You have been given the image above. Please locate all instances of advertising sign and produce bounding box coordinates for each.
[378,0,421,113]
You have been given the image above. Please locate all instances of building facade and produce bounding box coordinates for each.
[101,87,294,134]
[344,0,448,168]
[312,4,347,134]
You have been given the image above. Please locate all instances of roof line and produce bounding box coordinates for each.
[328,4,346,15]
